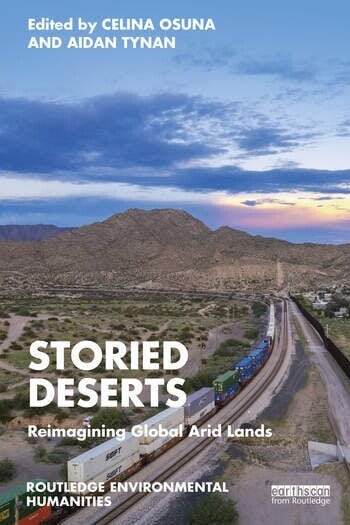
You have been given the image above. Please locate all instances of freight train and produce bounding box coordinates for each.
[2,303,275,525]
[213,303,274,405]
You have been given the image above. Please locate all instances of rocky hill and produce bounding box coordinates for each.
[0,208,348,292]
[0,224,73,241]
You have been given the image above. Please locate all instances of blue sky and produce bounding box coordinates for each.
[1,0,350,242]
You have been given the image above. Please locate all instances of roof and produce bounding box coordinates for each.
[213,370,237,382]
[249,347,265,357]
[69,433,134,463]
[185,387,214,403]
[138,406,183,427]
[235,356,253,367]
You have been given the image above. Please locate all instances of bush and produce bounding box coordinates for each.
[12,391,30,410]
[58,437,80,447]
[183,369,218,393]
[252,301,267,317]
[34,445,47,462]
[92,408,130,429]
[47,449,70,464]
[0,458,16,481]
[244,328,258,340]
[9,342,23,351]
[0,400,12,423]
[188,494,238,525]
[215,339,247,357]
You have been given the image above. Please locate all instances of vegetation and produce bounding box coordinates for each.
[215,339,248,357]
[0,294,258,419]
[34,445,47,462]
[92,408,130,429]
[252,301,267,317]
[187,494,239,525]
[0,458,16,481]
[183,369,218,393]
[244,327,258,340]
[299,292,350,359]
[324,294,350,318]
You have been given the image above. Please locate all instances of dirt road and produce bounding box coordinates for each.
[290,299,350,447]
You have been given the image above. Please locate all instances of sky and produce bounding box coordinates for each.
[0,0,350,243]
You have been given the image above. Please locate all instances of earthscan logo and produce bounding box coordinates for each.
[271,485,331,506]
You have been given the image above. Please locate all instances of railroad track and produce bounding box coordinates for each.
[88,299,289,525]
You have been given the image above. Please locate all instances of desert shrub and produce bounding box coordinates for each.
[92,408,130,429]
[188,494,238,525]
[244,327,258,340]
[252,301,267,317]
[0,459,16,481]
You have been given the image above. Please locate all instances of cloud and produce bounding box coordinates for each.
[2,171,350,208]
[173,48,316,82]
[156,167,350,195]
[1,173,350,244]
[172,46,234,71]
[0,92,319,176]
[0,175,226,204]
[0,93,226,173]
[336,118,350,137]
[234,57,316,81]
[234,126,301,155]
[241,200,258,207]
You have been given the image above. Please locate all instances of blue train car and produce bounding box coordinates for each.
[258,340,269,352]
[235,356,254,384]
[256,340,269,359]
[248,343,269,372]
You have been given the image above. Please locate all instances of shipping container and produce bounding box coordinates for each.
[140,434,183,460]
[18,506,51,525]
[248,345,268,371]
[69,452,141,490]
[213,370,238,393]
[184,387,215,426]
[137,406,184,445]
[139,434,173,455]
[266,304,275,342]
[68,432,139,484]
[257,340,269,352]
[235,356,254,384]
[213,370,240,404]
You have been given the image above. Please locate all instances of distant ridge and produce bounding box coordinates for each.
[0,224,74,241]
[0,208,348,292]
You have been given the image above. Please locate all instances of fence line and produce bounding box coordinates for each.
[291,296,350,379]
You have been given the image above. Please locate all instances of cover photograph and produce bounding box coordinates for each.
[0,1,349,524]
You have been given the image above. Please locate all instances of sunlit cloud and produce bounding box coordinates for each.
[216,190,350,228]
[1,176,349,233]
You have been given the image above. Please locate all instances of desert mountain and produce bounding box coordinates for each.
[0,224,73,241]
[0,208,348,292]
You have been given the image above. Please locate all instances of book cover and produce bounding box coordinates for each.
[0,2,349,525]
